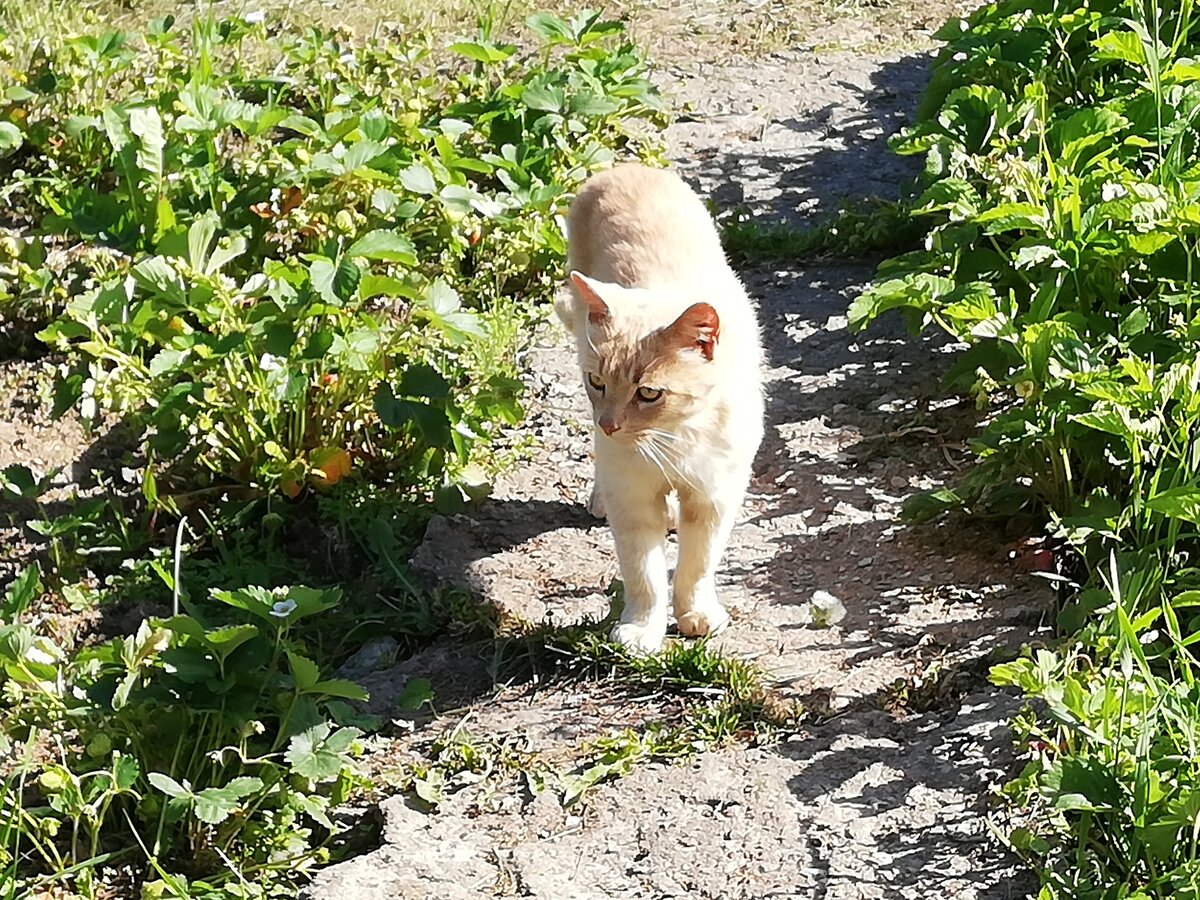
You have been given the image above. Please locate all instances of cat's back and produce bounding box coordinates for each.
[567,164,728,288]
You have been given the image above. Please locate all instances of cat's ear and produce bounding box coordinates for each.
[569,271,610,324]
[665,302,720,361]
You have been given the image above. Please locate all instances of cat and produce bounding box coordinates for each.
[555,163,765,653]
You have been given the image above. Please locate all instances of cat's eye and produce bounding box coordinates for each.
[587,373,605,392]
[636,386,664,403]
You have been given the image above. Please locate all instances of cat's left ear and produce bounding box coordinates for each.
[569,271,610,324]
[665,302,720,361]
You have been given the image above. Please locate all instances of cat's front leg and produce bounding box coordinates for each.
[587,480,606,519]
[600,473,671,653]
[671,483,744,637]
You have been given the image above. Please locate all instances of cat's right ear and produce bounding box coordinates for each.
[569,271,610,324]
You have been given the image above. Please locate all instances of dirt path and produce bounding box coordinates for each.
[305,38,1049,900]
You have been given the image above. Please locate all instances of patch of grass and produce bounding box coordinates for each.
[372,613,802,812]
[721,198,923,265]
[491,612,800,793]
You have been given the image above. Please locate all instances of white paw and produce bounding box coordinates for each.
[587,484,606,519]
[610,620,666,654]
[675,606,730,638]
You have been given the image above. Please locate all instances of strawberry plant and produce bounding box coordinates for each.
[854,0,1200,895]
[0,6,667,896]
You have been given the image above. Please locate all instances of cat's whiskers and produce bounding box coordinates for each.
[638,433,696,492]
[642,428,685,445]
[633,440,676,491]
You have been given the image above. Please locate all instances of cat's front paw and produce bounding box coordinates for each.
[676,606,730,638]
[610,620,666,654]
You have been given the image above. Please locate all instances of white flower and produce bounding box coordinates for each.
[270,599,297,618]
[1101,182,1127,202]
[259,353,283,372]
[244,10,266,23]
[809,590,847,628]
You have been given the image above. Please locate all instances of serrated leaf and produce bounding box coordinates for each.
[285,723,362,782]
[413,769,445,806]
[113,754,140,791]
[288,651,321,691]
[398,163,437,195]
[310,678,369,701]
[526,12,574,41]
[0,122,23,156]
[193,777,264,824]
[342,139,386,172]
[398,677,433,710]
[399,363,451,399]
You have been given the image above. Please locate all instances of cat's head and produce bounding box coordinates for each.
[558,271,721,443]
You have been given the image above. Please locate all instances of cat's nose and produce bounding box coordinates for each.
[599,416,621,436]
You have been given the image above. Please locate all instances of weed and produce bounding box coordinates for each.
[721,197,923,265]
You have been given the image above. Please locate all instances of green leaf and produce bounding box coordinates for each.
[346,230,417,264]
[413,769,445,807]
[399,363,451,399]
[288,651,321,692]
[133,256,185,304]
[1094,30,1144,66]
[1,464,40,500]
[397,677,433,710]
[113,754,140,791]
[193,777,264,825]
[1146,487,1200,525]
[2,563,41,619]
[848,272,954,330]
[973,202,1046,234]
[203,624,258,661]
[448,40,514,63]
[285,724,363,782]
[148,772,191,799]
[310,678,369,701]
[128,106,165,185]
[374,384,452,446]
[333,256,362,302]
[521,80,565,113]
[0,122,23,157]
[148,348,189,377]
[341,139,386,172]
[526,13,574,42]
[397,163,437,195]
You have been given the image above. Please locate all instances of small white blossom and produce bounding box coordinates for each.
[259,353,283,372]
[1102,182,1127,202]
[270,599,297,618]
[244,10,266,23]
[809,590,847,628]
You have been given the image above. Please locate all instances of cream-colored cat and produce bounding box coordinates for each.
[556,164,765,653]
